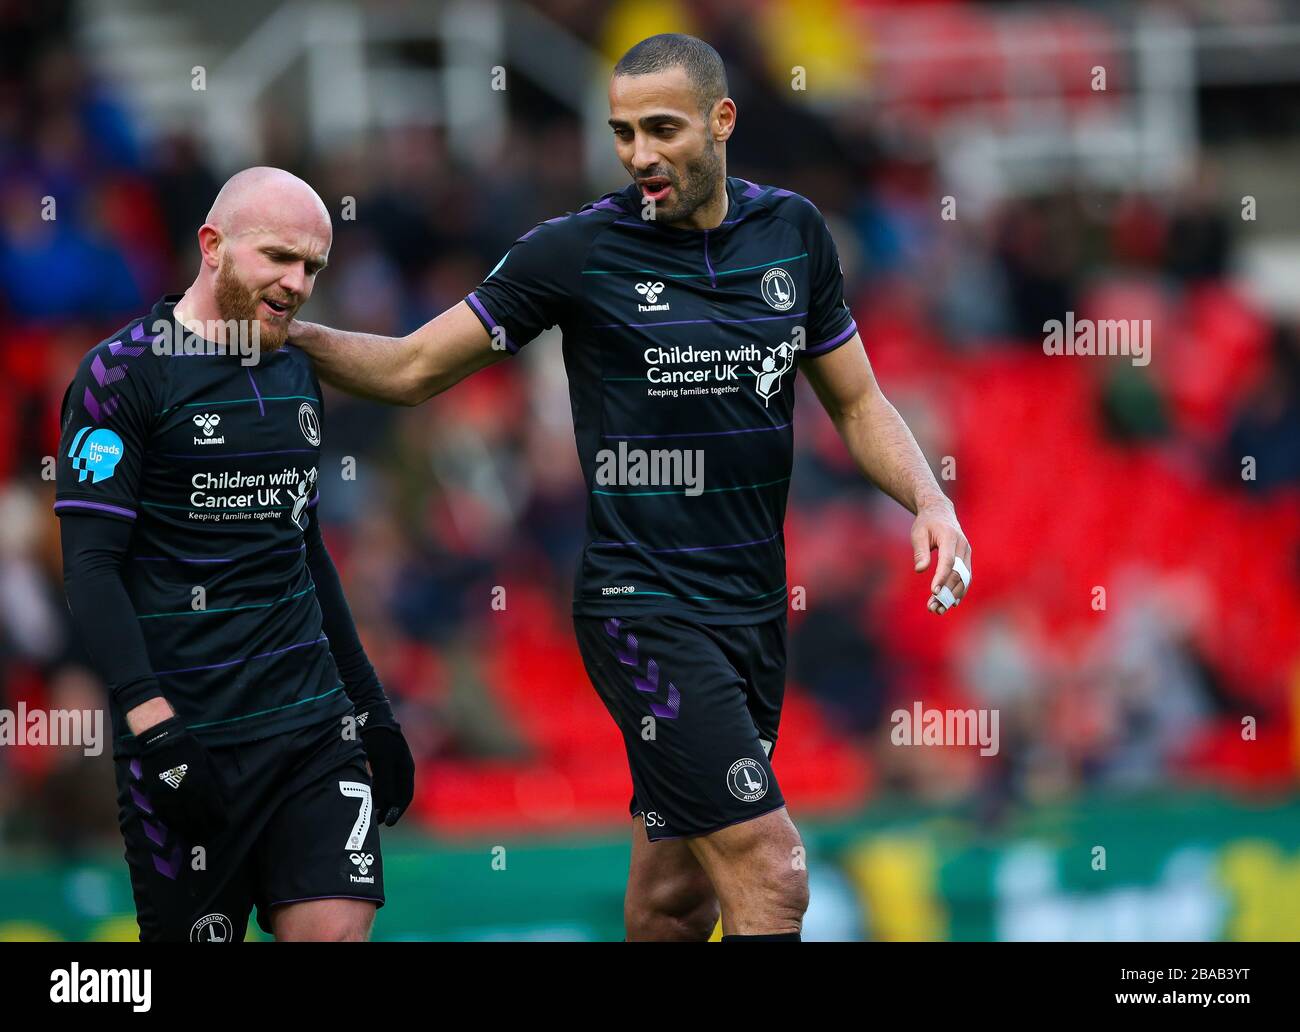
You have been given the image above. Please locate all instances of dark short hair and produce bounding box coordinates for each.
[613,33,728,118]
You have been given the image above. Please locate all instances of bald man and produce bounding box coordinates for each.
[54,167,414,942]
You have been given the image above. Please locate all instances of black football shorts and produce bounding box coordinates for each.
[113,716,384,942]
[575,611,788,841]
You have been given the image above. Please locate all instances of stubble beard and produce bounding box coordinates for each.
[657,139,725,226]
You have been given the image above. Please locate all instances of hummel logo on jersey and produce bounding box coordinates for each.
[158,764,188,789]
[350,852,374,875]
[635,280,669,312]
[192,412,225,446]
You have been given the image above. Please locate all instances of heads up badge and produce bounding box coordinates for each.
[67,427,126,483]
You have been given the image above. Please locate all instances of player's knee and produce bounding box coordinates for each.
[273,903,375,942]
[626,898,719,942]
[770,860,810,921]
[316,919,371,942]
[740,841,809,926]
[279,917,370,942]
[626,875,718,941]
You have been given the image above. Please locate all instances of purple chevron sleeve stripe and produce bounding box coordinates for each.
[129,784,153,815]
[91,353,128,388]
[112,325,148,355]
[82,386,120,424]
[142,819,166,847]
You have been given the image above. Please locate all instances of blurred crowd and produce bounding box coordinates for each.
[1,0,1298,853]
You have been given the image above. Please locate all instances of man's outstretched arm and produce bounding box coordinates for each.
[290,300,506,406]
[801,334,973,615]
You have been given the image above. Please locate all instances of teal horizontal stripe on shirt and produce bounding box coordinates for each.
[186,684,345,730]
[137,585,315,619]
[159,395,318,415]
[582,252,808,278]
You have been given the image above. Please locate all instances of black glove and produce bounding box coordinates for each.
[138,716,229,841]
[357,704,415,827]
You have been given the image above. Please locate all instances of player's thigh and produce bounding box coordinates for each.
[270,897,377,942]
[253,720,386,937]
[684,805,807,915]
[626,813,716,916]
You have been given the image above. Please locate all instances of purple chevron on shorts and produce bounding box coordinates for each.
[152,844,182,880]
[602,618,680,719]
[129,784,153,815]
